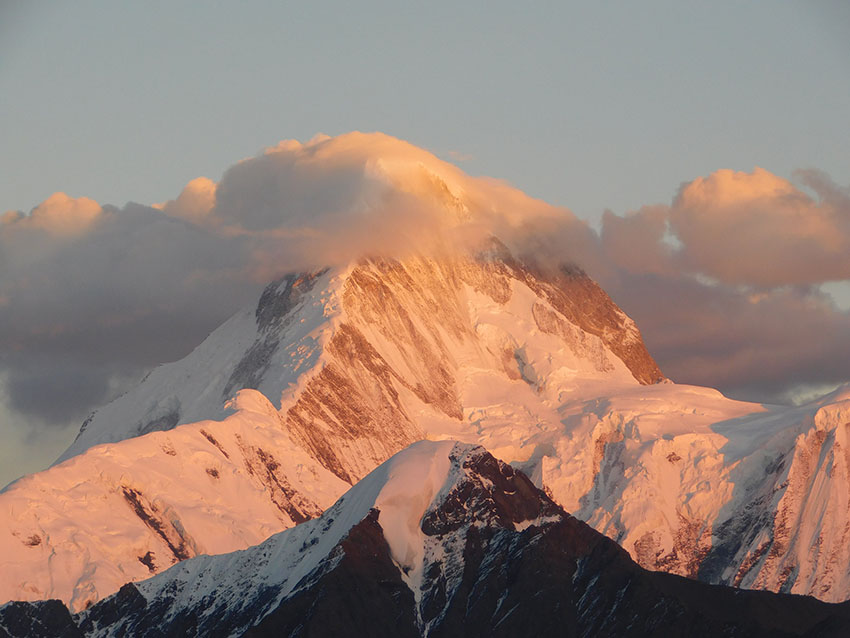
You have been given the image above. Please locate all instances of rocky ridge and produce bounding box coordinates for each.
[4,442,850,637]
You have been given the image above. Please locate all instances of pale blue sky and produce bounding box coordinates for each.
[2,1,848,223]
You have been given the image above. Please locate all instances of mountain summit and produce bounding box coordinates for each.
[59,240,662,469]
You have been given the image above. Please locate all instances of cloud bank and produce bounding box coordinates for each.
[0,132,584,437]
[2,133,849,484]
[597,166,850,403]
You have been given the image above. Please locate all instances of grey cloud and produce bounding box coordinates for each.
[600,272,850,403]
[3,358,117,426]
[0,202,263,428]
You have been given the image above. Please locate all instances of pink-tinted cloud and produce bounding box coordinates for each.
[154,176,216,221]
[669,167,850,287]
[596,167,850,403]
[0,132,584,434]
[2,192,102,236]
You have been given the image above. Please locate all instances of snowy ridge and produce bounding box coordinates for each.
[559,384,850,600]
[0,246,660,611]
[0,390,347,611]
[714,391,850,597]
[77,440,461,637]
[58,441,850,637]
[58,243,660,471]
[56,269,339,465]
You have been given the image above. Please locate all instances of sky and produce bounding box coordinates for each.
[1,1,849,487]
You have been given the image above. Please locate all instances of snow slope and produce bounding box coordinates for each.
[0,390,347,611]
[17,441,848,638]
[57,244,660,481]
[0,245,665,611]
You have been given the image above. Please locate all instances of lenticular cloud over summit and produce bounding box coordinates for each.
[159,132,586,273]
[0,133,586,446]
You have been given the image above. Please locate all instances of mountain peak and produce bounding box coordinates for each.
[11,440,850,637]
[58,244,661,468]
[420,443,561,536]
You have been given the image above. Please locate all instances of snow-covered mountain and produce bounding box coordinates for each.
[57,240,662,475]
[4,441,850,637]
[3,241,850,612]
[0,244,662,610]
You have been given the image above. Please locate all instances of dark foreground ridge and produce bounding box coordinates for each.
[4,444,850,638]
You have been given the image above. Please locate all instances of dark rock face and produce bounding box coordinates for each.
[75,579,280,638]
[0,600,81,638]
[76,584,147,635]
[413,448,850,637]
[120,487,194,563]
[421,449,562,537]
[254,271,328,333]
[416,449,587,637]
[223,270,327,400]
[245,510,419,638]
